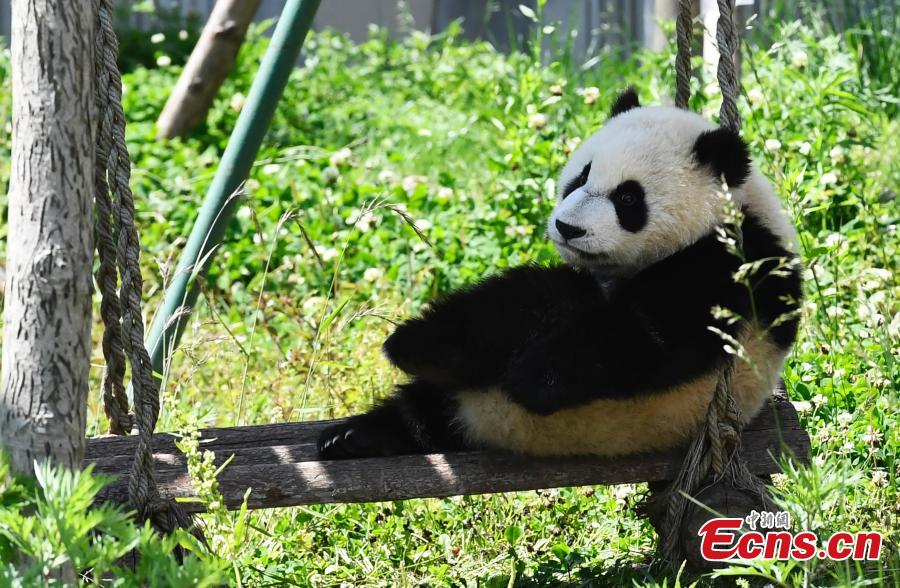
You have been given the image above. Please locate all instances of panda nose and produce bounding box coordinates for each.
[555,219,587,241]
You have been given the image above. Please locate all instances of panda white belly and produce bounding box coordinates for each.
[454,326,786,456]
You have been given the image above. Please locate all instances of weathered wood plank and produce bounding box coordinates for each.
[88,398,809,513]
[84,393,800,461]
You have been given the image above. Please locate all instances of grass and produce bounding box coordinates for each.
[0,6,898,587]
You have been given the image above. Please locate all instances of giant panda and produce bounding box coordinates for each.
[318,88,802,459]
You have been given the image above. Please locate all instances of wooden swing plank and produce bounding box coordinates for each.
[86,397,808,513]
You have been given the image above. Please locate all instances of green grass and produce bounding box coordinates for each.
[0,9,898,588]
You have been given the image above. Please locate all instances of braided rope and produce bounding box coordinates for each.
[94,0,192,534]
[93,0,131,437]
[661,0,767,565]
[714,0,741,130]
[674,0,694,109]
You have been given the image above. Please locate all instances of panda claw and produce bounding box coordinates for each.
[318,424,359,460]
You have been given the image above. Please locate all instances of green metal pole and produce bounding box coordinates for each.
[145,0,321,376]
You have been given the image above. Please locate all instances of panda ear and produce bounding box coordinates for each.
[610,87,640,117]
[693,127,752,187]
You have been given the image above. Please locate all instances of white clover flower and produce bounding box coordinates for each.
[613,484,635,500]
[862,426,883,447]
[703,81,719,98]
[321,166,340,183]
[437,186,454,200]
[363,267,384,282]
[820,171,838,186]
[811,393,827,407]
[230,92,246,113]
[302,296,326,312]
[825,305,845,318]
[236,207,252,222]
[402,175,428,193]
[504,225,530,237]
[563,136,581,154]
[345,210,367,227]
[262,163,280,175]
[791,50,809,68]
[329,147,353,167]
[549,84,564,96]
[377,169,398,185]
[765,138,782,152]
[357,212,376,232]
[836,412,854,428]
[865,267,892,283]
[797,141,812,156]
[417,128,433,137]
[581,86,600,105]
[151,33,166,44]
[315,246,339,262]
[156,55,172,67]
[869,290,886,306]
[792,400,813,414]
[245,178,261,191]
[528,113,548,130]
[872,469,888,487]
[415,218,432,231]
[178,29,189,41]
[747,88,765,107]
[814,426,832,443]
[824,233,844,248]
[813,454,826,467]
[829,145,845,164]
[412,241,428,253]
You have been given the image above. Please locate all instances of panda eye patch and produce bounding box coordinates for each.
[562,162,591,199]
[611,180,644,206]
[610,180,647,232]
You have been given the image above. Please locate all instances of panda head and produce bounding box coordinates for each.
[549,88,756,276]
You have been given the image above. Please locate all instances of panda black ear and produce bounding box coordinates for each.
[693,127,752,187]
[610,87,640,117]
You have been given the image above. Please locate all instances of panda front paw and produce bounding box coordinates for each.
[317,418,418,460]
[317,422,367,460]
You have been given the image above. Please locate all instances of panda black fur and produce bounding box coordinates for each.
[318,88,802,459]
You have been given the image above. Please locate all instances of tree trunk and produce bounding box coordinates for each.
[0,0,95,476]
[156,0,263,139]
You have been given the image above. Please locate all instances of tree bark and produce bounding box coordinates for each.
[1,0,95,475]
[156,0,263,139]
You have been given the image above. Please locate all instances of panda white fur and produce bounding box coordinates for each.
[318,88,802,459]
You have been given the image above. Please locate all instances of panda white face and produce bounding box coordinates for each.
[549,91,740,276]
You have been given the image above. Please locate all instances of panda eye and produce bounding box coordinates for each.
[617,192,636,206]
[612,180,644,208]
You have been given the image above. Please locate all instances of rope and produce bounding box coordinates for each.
[93,0,131,437]
[660,0,767,565]
[94,0,194,537]
[658,360,770,563]
[674,0,693,109]
[714,0,741,131]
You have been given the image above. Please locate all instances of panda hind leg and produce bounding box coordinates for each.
[317,380,469,460]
